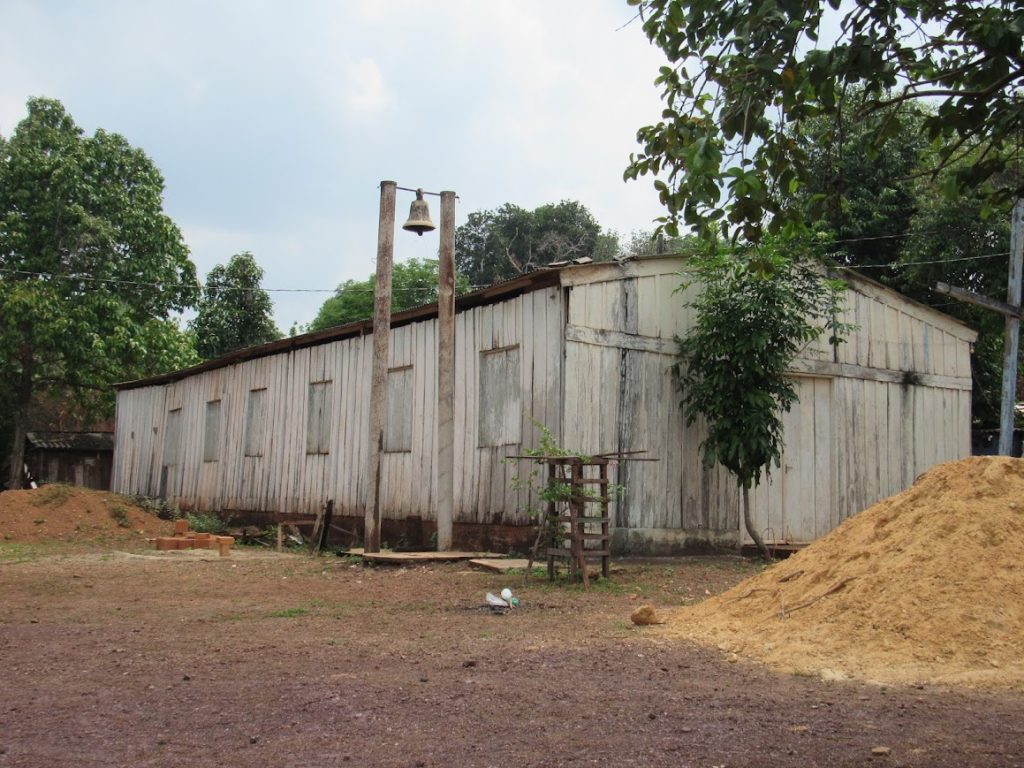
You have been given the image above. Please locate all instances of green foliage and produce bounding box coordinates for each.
[626,0,1024,243]
[455,200,618,287]
[674,240,851,558]
[0,97,199,485]
[308,258,469,331]
[131,494,178,520]
[674,241,850,491]
[186,512,228,534]
[794,90,929,275]
[621,228,698,259]
[189,252,280,359]
[894,169,1014,426]
[792,93,1017,427]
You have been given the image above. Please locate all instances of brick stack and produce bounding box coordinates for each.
[153,519,234,556]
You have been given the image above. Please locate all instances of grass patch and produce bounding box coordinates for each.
[0,543,53,563]
[29,483,73,507]
[268,606,310,618]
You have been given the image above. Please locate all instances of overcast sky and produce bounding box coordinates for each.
[1,1,671,329]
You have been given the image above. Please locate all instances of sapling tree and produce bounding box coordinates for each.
[673,240,850,559]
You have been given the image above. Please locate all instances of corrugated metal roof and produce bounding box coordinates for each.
[26,432,114,451]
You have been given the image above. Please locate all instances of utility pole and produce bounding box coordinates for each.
[999,200,1024,454]
[364,180,396,552]
[436,191,456,551]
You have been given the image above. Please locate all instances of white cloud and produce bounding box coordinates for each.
[341,57,394,118]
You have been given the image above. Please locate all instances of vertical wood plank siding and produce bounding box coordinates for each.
[112,287,565,525]
[112,258,975,550]
[560,260,975,550]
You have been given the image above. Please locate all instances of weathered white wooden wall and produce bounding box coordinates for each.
[112,287,564,525]
[559,259,976,551]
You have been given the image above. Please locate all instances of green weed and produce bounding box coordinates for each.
[268,606,309,618]
[187,512,227,534]
[109,504,131,528]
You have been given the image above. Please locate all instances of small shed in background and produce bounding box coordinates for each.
[26,431,114,490]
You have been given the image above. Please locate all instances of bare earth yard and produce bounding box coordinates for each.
[2,545,1023,768]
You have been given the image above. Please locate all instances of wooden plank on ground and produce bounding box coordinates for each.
[356,550,505,564]
[469,558,533,573]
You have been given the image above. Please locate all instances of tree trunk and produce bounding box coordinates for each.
[742,485,772,561]
[7,354,34,490]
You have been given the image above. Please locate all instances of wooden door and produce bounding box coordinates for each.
[748,376,834,544]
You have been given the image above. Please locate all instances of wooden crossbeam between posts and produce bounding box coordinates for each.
[935,282,1019,319]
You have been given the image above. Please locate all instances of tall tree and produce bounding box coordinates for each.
[625,0,1024,243]
[794,90,929,277]
[308,258,469,332]
[190,252,280,359]
[895,168,1014,426]
[455,200,617,286]
[792,94,1016,426]
[0,97,198,487]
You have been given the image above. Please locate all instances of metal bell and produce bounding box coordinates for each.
[402,189,436,236]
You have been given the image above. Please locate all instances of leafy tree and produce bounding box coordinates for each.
[0,97,199,488]
[895,170,1014,426]
[793,93,1015,426]
[455,200,618,286]
[625,0,1024,243]
[621,228,697,258]
[189,252,280,359]
[673,240,849,559]
[794,91,929,277]
[308,258,469,332]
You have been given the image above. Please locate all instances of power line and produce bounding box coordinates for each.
[0,268,480,294]
[0,243,1013,292]
[839,251,1009,268]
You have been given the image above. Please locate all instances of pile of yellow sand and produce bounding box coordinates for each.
[668,456,1024,689]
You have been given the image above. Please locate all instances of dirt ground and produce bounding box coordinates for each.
[2,543,1023,768]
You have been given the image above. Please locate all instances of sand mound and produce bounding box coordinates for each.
[0,485,172,546]
[667,456,1024,689]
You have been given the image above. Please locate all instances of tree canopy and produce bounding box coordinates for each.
[189,252,280,359]
[0,97,198,486]
[455,200,618,287]
[625,0,1024,243]
[308,258,469,332]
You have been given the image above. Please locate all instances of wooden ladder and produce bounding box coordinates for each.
[545,457,611,587]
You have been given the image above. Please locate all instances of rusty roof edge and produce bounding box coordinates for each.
[114,267,564,391]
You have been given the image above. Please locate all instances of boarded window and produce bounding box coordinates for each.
[306,380,333,455]
[479,346,521,447]
[163,408,182,466]
[385,366,413,453]
[244,388,268,457]
[203,400,221,462]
